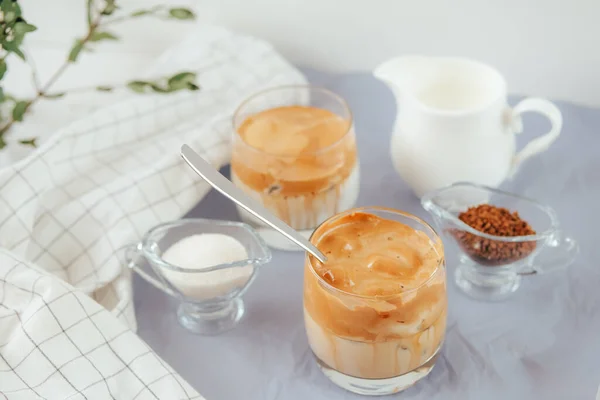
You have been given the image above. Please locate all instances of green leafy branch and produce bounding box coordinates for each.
[106,5,195,25]
[45,71,199,96]
[0,0,199,149]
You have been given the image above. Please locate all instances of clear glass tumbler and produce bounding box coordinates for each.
[231,85,360,250]
[124,218,271,335]
[421,182,579,301]
[303,207,447,396]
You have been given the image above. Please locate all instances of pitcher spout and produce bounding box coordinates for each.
[373,55,436,100]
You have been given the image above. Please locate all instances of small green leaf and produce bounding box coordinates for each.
[167,71,196,90]
[167,72,195,83]
[96,86,113,92]
[12,101,29,122]
[4,11,16,24]
[102,0,117,15]
[14,2,23,15]
[68,39,85,62]
[102,5,116,15]
[0,59,6,80]
[18,137,37,147]
[126,81,149,93]
[168,8,195,20]
[13,47,26,60]
[44,93,65,99]
[89,31,119,42]
[0,87,5,103]
[131,10,151,17]
[0,0,17,15]
[127,73,200,95]
[0,0,9,13]
[3,42,26,60]
[131,5,162,17]
[13,22,37,36]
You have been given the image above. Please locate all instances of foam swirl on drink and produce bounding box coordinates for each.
[231,106,358,231]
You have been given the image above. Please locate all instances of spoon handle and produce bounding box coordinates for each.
[180,145,327,263]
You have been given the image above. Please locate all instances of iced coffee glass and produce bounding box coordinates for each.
[231,86,359,250]
[304,207,447,396]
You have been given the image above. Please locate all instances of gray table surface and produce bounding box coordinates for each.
[134,69,600,400]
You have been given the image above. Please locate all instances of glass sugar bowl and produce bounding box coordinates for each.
[124,218,271,335]
[422,182,579,301]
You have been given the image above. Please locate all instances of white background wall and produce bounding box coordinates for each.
[198,0,600,107]
[16,0,600,107]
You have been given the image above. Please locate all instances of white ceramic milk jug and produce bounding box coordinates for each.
[374,56,562,198]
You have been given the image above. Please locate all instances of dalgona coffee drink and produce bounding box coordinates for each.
[303,207,446,395]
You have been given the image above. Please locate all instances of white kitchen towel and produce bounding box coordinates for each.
[0,24,305,398]
[0,250,202,399]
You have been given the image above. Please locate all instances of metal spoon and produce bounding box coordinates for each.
[180,144,328,263]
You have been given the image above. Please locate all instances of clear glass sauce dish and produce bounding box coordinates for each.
[422,182,578,301]
[123,218,271,335]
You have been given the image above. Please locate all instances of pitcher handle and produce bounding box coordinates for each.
[509,97,563,176]
[122,243,178,298]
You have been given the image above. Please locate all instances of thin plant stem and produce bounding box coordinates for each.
[0,12,103,136]
[45,83,126,96]
[24,49,42,92]
[102,6,164,27]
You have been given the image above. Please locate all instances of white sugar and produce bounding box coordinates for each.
[160,234,253,300]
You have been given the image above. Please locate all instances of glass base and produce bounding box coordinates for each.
[315,351,439,396]
[454,255,521,301]
[177,298,244,335]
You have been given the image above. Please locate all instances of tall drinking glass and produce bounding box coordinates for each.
[231,85,360,250]
[304,207,447,396]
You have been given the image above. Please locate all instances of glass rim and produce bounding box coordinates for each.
[306,206,445,299]
[232,84,354,158]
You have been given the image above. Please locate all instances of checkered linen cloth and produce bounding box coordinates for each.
[0,25,305,399]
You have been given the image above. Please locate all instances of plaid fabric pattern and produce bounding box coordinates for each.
[0,25,305,398]
[0,251,202,399]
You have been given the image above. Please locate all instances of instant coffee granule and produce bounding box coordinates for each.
[452,204,537,266]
